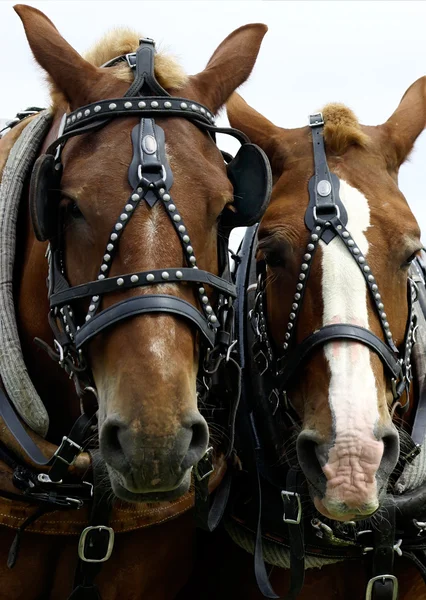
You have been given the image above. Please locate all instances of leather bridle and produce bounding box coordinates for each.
[251,112,417,414]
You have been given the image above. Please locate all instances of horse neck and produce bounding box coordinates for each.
[15,192,79,443]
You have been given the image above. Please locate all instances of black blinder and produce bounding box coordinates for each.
[221,143,272,228]
[29,153,61,242]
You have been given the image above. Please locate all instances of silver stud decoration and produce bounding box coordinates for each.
[115,223,123,231]
[125,204,133,212]
[187,246,193,254]
[77,112,82,119]
[173,214,181,222]
[117,278,124,286]
[163,194,171,201]
[202,296,209,304]
[89,304,95,312]
[131,275,139,283]
[101,264,108,272]
[183,235,190,243]
[131,193,140,201]
[180,102,188,109]
[189,256,196,264]
[151,101,159,108]
[168,204,176,212]
[111,233,118,241]
[176,271,183,279]
[146,274,155,282]
[120,213,128,221]
[84,109,90,117]
[162,272,170,280]
[98,274,105,280]
[138,101,146,108]
[107,244,114,252]
[94,105,102,113]
[124,101,132,109]
[178,225,186,233]
[109,103,117,110]
[301,263,308,271]
[164,101,172,108]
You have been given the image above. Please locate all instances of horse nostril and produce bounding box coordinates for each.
[296,430,327,494]
[100,418,128,471]
[378,427,400,480]
[181,415,209,470]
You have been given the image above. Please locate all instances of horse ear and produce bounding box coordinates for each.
[380,76,426,168]
[14,4,109,109]
[189,24,267,115]
[227,93,284,174]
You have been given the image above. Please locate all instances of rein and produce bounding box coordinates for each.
[231,113,426,600]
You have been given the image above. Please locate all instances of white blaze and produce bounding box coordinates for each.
[321,180,380,451]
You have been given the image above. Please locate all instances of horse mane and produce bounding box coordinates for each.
[49,28,188,108]
[321,103,370,155]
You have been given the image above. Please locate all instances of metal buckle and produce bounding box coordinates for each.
[78,526,115,563]
[268,389,280,416]
[309,112,324,127]
[253,348,269,376]
[281,490,302,525]
[53,435,83,466]
[313,204,340,222]
[194,447,214,482]
[365,575,398,600]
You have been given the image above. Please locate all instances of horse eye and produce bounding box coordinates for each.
[264,251,286,268]
[64,200,84,220]
[402,251,419,268]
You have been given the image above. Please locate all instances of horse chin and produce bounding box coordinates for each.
[313,495,379,523]
[109,469,192,504]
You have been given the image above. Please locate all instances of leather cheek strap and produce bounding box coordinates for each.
[74,294,216,349]
[277,323,402,387]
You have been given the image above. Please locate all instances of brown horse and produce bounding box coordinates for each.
[181,80,426,598]
[0,5,267,599]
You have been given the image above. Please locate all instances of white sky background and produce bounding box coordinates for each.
[1,0,426,248]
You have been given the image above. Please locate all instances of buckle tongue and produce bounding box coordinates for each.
[78,526,115,563]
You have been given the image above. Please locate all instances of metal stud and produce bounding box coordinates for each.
[162,272,170,280]
[342,232,350,238]
[296,283,303,291]
[316,226,321,231]
[337,225,342,230]
[101,264,108,272]
[210,315,218,324]
[65,326,70,333]
[299,273,306,281]
[92,296,99,302]
[288,323,293,330]
[363,266,370,272]
[85,315,91,322]
[77,112,82,119]
[381,312,387,319]
[375,293,381,300]
[159,188,165,195]
[89,304,95,312]
[368,275,374,282]
[109,103,117,110]
[131,275,139,283]
[146,274,155,282]
[66,119,71,126]
[353,248,360,255]
[98,274,105,280]
[163,194,171,201]
[386,331,392,339]
[304,254,312,261]
[307,244,315,251]
[191,104,198,111]
[71,115,76,123]
[178,225,185,233]
[206,306,213,314]
[202,296,209,304]
[301,263,308,271]
[285,333,290,340]
[372,284,378,291]
[311,234,319,242]
[125,204,133,212]
[173,214,182,222]
[176,271,183,279]
[131,193,140,201]
[348,240,354,247]
[120,213,128,221]
[180,102,188,109]
[199,287,205,294]
[104,253,111,261]
[124,101,132,109]
[289,313,296,320]
[107,244,114,252]
[117,278,124,286]
[111,233,118,241]
[207,112,212,120]
[378,303,384,310]
[189,256,196,264]
[292,303,298,310]
[283,343,289,350]
[168,204,176,212]
[138,101,146,108]
[94,105,102,113]
[84,109,90,117]
[115,223,123,231]
[200,107,206,114]
[164,101,172,108]
[151,101,159,108]
[383,321,389,329]
[182,235,190,243]
[187,246,193,254]
[358,256,365,263]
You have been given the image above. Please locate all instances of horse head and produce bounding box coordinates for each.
[15,4,267,502]
[228,80,425,521]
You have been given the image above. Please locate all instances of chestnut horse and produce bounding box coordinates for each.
[0,5,267,599]
[181,81,426,598]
